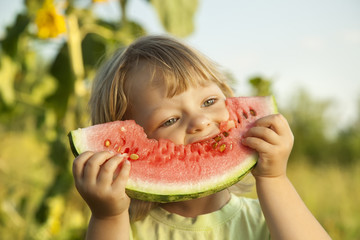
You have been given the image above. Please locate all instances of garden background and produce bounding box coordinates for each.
[0,0,359,239]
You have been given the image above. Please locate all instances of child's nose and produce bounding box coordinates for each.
[186,114,211,134]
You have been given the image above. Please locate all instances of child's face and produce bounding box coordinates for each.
[127,63,229,145]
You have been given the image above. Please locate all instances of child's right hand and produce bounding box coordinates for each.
[72,151,131,219]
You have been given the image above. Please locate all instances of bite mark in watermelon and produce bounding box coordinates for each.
[68,96,277,202]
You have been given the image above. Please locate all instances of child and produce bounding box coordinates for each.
[72,35,331,239]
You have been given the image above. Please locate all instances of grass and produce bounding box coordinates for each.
[242,160,360,240]
[287,161,360,240]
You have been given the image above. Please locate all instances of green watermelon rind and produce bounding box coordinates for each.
[68,131,81,157]
[271,95,278,113]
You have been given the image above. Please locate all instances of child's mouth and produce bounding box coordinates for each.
[188,120,235,145]
[188,132,220,145]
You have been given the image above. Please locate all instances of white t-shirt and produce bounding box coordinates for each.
[130,194,270,239]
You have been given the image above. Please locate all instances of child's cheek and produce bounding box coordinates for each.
[217,101,230,122]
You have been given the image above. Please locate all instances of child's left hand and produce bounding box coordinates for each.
[242,114,294,179]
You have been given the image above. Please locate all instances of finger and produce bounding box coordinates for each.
[242,136,272,154]
[97,155,124,186]
[73,151,95,180]
[253,114,289,136]
[243,126,279,145]
[112,159,131,190]
[83,151,113,184]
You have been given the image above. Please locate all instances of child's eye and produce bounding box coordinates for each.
[202,98,217,107]
[162,118,179,127]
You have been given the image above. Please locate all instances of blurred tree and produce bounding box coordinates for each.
[333,99,360,165]
[249,75,273,96]
[283,89,333,164]
[0,0,198,238]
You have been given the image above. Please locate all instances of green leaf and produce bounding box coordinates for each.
[0,13,30,58]
[115,20,147,45]
[81,33,107,68]
[249,76,273,96]
[150,0,198,37]
[46,43,75,121]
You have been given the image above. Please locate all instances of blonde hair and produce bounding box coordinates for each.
[89,35,251,222]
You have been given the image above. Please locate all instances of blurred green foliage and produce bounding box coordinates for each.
[0,0,359,239]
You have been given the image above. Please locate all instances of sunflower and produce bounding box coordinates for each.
[35,0,66,39]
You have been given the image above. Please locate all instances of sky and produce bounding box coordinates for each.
[1,0,359,129]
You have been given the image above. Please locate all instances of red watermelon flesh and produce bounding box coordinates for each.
[68,96,277,202]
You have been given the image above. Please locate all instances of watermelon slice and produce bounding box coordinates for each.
[68,96,277,202]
